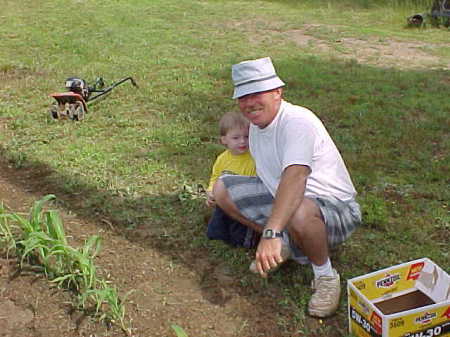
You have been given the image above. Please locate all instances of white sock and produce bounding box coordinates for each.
[312,258,333,279]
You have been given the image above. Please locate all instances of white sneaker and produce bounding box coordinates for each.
[308,269,341,317]
[249,243,292,274]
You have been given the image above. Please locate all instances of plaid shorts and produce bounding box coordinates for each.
[220,174,362,262]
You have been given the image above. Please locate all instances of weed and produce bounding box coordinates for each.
[360,194,389,229]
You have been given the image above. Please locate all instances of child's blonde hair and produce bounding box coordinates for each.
[219,112,250,136]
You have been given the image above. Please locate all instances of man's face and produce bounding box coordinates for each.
[238,88,282,129]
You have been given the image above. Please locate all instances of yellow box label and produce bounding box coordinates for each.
[388,305,450,337]
[349,305,382,337]
[351,262,425,301]
[349,287,383,337]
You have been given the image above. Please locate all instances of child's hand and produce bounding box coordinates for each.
[206,191,216,207]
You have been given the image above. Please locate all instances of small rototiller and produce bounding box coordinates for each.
[49,76,138,120]
[407,0,450,27]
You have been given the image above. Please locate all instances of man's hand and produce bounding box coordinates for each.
[253,165,309,277]
[205,191,216,207]
[255,237,283,278]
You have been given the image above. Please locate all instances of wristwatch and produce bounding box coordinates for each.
[262,228,283,239]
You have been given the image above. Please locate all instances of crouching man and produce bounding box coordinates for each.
[213,57,362,317]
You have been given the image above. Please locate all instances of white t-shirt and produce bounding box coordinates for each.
[249,100,357,201]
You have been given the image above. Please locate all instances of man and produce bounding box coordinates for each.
[213,57,361,318]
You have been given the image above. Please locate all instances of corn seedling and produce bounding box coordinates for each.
[80,280,133,331]
[0,195,130,332]
[0,203,17,256]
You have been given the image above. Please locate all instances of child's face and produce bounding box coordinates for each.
[221,126,249,155]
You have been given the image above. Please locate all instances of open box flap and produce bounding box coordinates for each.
[416,260,450,303]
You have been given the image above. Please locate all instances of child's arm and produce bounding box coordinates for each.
[206,154,225,207]
[205,190,216,207]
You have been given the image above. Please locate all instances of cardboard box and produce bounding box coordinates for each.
[348,258,450,337]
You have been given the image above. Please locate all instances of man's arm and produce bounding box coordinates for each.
[255,164,310,277]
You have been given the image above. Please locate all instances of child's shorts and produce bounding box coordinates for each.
[207,207,258,248]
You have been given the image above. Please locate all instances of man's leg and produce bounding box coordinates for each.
[287,197,356,318]
[216,176,356,317]
[213,179,263,234]
[287,198,329,266]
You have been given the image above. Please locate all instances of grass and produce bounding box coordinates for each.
[0,0,449,335]
[0,195,131,334]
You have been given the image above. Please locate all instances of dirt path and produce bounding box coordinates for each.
[0,160,297,337]
[285,25,450,70]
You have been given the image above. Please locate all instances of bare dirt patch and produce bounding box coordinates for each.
[285,25,449,70]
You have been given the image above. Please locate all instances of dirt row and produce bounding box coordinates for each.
[0,159,304,337]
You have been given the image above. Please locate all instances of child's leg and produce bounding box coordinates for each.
[206,207,231,242]
[207,207,253,247]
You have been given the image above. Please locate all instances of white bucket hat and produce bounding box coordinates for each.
[232,57,285,99]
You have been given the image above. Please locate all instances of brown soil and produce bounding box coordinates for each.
[0,160,300,337]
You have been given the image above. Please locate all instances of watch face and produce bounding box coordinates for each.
[263,229,274,238]
[263,229,282,239]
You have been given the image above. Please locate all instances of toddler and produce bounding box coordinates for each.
[206,112,257,248]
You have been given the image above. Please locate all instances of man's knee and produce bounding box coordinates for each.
[288,199,325,236]
[290,214,321,236]
[212,179,228,207]
[293,197,322,220]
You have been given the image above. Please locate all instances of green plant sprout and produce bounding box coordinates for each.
[171,324,189,337]
[0,195,130,334]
